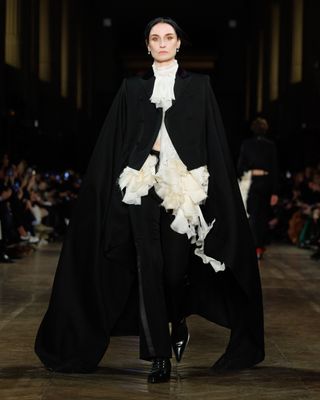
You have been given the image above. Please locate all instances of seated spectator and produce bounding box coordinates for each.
[0,152,82,261]
[29,188,54,244]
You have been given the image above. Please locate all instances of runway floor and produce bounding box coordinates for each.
[0,241,319,399]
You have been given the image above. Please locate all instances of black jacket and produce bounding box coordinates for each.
[237,135,279,195]
[35,67,265,372]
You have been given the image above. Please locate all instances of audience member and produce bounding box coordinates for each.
[0,153,81,264]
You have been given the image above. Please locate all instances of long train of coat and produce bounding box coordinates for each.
[34,67,265,372]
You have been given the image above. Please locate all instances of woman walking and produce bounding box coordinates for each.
[35,17,265,383]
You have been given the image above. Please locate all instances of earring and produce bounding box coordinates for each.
[176,48,180,53]
[148,50,151,55]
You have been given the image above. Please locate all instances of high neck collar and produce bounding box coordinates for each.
[150,59,178,110]
[152,59,178,77]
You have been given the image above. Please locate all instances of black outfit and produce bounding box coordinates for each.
[35,67,265,372]
[237,135,278,248]
[130,149,190,360]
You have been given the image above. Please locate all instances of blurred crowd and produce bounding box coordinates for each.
[1,151,320,265]
[268,165,320,260]
[0,152,82,263]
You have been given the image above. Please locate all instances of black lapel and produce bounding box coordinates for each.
[141,68,155,100]
[173,66,191,104]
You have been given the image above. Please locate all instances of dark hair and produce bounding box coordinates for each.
[144,17,189,45]
[250,117,269,135]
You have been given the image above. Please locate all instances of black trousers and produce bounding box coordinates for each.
[128,166,190,360]
[247,176,272,248]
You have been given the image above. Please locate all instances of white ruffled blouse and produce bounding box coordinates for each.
[117,60,225,273]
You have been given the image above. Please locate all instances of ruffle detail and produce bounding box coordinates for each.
[193,213,226,272]
[150,60,178,111]
[117,155,158,205]
[118,155,225,273]
[154,158,225,272]
[154,159,208,234]
[150,79,175,111]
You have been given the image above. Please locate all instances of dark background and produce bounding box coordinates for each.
[1,0,319,175]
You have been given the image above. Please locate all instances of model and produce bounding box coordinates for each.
[35,17,265,384]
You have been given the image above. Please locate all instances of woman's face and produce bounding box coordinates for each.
[147,22,180,66]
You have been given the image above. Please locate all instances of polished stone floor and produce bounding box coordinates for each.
[0,242,319,399]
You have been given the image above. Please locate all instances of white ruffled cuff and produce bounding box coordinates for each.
[118,155,158,205]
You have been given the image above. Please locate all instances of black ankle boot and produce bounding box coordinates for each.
[148,358,171,383]
[171,318,190,363]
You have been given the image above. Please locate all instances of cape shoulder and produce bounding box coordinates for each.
[123,69,212,88]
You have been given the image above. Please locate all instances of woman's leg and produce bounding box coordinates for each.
[129,188,172,361]
[160,208,191,326]
[160,208,191,363]
[247,177,271,248]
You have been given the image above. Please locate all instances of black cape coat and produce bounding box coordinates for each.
[35,67,265,372]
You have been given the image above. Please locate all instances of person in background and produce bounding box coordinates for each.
[238,117,279,260]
